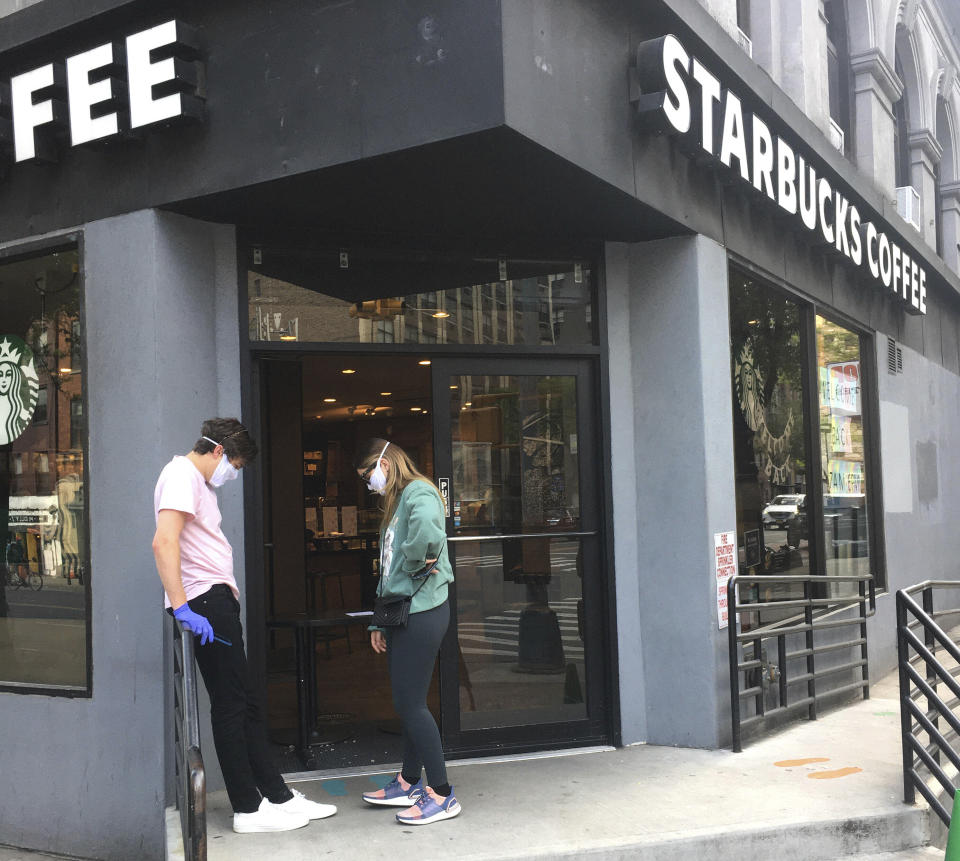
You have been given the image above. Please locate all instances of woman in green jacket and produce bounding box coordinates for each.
[355,438,461,825]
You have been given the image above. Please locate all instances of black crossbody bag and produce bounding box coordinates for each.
[372,538,446,628]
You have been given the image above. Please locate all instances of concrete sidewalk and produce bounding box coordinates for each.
[194,673,935,861]
[1,673,938,861]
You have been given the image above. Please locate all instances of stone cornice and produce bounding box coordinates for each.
[909,129,944,165]
[940,181,960,205]
[850,49,904,104]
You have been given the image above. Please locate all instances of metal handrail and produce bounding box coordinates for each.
[897,580,960,827]
[173,619,206,861]
[447,531,597,542]
[728,571,875,752]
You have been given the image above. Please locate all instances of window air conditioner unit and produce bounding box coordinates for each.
[827,118,845,154]
[736,28,753,58]
[896,186,922,231]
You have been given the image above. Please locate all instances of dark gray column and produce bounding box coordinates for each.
[612,235,737,749]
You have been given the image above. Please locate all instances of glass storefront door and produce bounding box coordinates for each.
[431,358,608,751]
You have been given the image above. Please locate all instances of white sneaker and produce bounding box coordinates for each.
[233,798,310,833]
[274,788,338,820]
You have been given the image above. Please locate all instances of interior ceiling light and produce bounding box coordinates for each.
[279,333,296,341]
[341,368,356,374]
[380,391,392,396]
[323,397,337,403]
[431,311,450,318]
[449,384,457,389]
[464,402,472,407]
[59,367,72,374]
[418,359,431,366]
[410,406,422,411]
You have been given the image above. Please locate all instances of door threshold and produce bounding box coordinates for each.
[284,744,616,783]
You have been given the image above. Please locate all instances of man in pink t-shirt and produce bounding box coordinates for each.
[153,417,336,833]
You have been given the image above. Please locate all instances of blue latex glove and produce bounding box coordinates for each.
[173,603,214,646]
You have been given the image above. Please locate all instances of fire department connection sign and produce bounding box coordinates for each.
[715,530,738,629]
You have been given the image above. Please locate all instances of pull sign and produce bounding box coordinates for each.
[498,258,507,280]
[574,263,583,283]
[438,477,451,517]
[339,250,349,269]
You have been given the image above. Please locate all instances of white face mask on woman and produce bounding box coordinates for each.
[366,442,390,495]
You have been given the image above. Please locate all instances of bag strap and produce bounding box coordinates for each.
[377,533,447,600]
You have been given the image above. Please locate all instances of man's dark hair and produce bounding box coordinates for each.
[193,418,258,465]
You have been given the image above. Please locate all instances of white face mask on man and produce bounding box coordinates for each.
[203,436,241,487]
[366,442,390,495]
[209,454,240,488]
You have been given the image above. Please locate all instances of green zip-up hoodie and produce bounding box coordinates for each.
[371,480,453,627]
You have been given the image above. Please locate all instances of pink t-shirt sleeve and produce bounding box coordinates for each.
[156,462,199,519]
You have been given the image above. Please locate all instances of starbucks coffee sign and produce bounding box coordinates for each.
[1,20,202,165]
[0,336,39,445]
[632,35,928,315]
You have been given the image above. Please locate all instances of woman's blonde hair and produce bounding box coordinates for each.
[355,438,440,529]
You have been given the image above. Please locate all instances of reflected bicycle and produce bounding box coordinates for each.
[5,565,43,591]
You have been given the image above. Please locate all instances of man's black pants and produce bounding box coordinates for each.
[188,585,292,813]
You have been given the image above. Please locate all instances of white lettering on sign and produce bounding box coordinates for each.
[128,21,190,128]
[715,530,738,629]
[2,19,202,167]
[632,34,928,316]
[12,65,59,161]
[66,43,121,146]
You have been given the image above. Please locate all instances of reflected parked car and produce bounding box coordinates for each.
[762,494,805,530]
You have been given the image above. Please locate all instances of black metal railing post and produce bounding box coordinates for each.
[173,620,206,861]
[858,577,870,699]
[804,578,816,721]
[728,576,743,753]
[896,590,916,805]
[922,586,940,766]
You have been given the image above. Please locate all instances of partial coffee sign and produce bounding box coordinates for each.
[0,336,40,445]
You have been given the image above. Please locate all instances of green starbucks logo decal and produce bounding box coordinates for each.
[735,340,795,486]
[0,336,39,445]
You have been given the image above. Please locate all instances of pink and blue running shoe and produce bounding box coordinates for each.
[395,786,461,825]
[362,775,424,808]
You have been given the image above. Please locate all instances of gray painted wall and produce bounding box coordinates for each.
[611,235,739,749]
[0,210,240,860]
[867,336,960,675]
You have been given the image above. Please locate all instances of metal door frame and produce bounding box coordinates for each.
[430,356,611,755]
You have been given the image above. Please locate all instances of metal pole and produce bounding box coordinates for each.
[728,576,742,752]
[923,587,940,766]
[897,591,916,805]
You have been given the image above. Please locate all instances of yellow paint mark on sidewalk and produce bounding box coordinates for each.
[774,757,831,767]
[808,767,863,780]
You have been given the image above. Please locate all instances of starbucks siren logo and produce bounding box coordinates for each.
[0,336,40,445]
[734,340,794,486]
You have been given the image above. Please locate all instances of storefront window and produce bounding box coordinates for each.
[246,247,594,346]
[729,268,879,617]
[816,316,870,595]
[1,246,89,693]
[729,270,811,615]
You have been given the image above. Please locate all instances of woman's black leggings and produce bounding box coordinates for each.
[385,600,450,789]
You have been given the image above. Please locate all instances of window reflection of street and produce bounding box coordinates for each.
[454,536,586,731]
[1,246,88,691]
